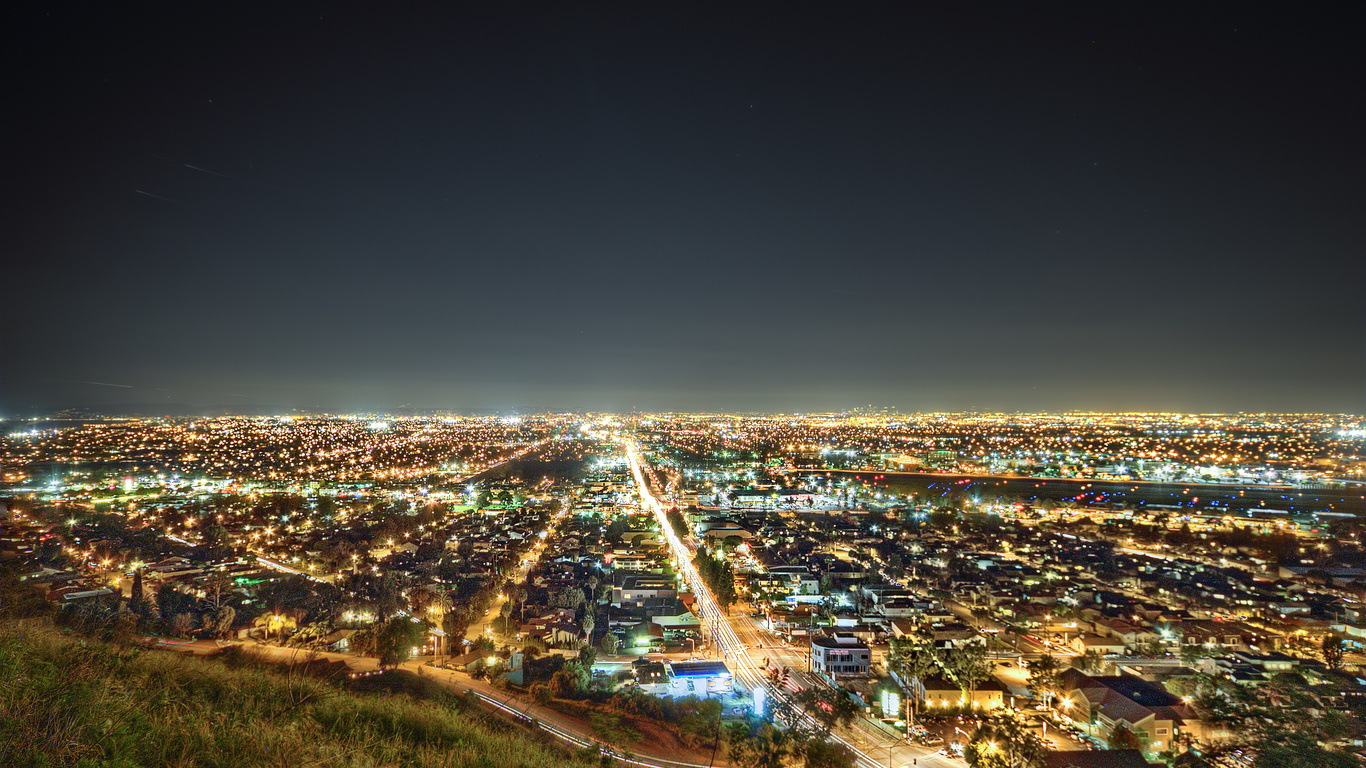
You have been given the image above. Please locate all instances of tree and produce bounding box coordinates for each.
[128,568,146,616]
[513,585,529,621]
[965,712,1046,768]
[500,602,513,634]
[554,585,586,609]
[692,548,738,612]
[725,721,793,768]
[803,739,857,768]
[443,605,475,648]
[253,612,298,640]
[211,604,236,638]
[666,508,689,539]
[1185,670,1362,768]
[375,573,405,620]
[375,616,427,668]
[888,631,939,726]
[1179,644,1207,666]
[171,612,198,638]
[156,584,197,631]
[793,687,860,750]
[1322,636,1344,671]
[1109,723,1141,752]
[550,660,590,698]
[577,645,597,669]
[1253,729,1359,768]
[1076,648,1105,673]
[198,570,231,611]
[199,524,230,560]
[530,682,552,704]
[943,642,993,702]
[1026,654,1062,706]
[598,632,619,657]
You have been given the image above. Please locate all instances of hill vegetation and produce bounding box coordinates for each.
[0,620,596,768]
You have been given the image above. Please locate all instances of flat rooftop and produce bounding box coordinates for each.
[668,661,732,679]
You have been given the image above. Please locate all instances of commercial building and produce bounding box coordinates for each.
[666,660,734,698]
[810,632,870,677]
[631,659,734,699]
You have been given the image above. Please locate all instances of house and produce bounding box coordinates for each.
[1058,669,1194,758]
[881,598,918,618]
[919,674,1008,710]
[1091,617,1159,649]
[633,659,672,695]
[320,628,356,651]
[645,599,701,630]
[520,608,580,647]
[1073,633,1128,656]
[933,624,986,650]
[614,575,677,607]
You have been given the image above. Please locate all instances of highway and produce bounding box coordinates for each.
[622,438,964,768]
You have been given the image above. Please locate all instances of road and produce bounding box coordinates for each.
[623,439,965,768]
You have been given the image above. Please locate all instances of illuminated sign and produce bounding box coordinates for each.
[880,689,901,718]
[753,686,766,717]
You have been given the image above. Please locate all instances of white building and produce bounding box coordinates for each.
[811,633,870,677]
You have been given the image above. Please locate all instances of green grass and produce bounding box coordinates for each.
[0,621,593,768]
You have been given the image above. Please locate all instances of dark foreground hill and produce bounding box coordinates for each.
[0,621,595,768]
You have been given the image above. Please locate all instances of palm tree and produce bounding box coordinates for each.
[414,585,452,623]
[888,629,939,729]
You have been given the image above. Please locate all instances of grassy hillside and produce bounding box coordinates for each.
[0,621,595,768]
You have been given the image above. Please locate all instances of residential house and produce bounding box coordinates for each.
[1058,669,1194,758]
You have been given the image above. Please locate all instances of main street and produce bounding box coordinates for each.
[623,438,964,768]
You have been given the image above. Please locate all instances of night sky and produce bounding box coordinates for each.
[5,4,1363,415]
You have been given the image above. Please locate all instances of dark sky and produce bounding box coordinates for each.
[5,3,1363,415]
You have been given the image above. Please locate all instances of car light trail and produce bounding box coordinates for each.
[622,439,887,768]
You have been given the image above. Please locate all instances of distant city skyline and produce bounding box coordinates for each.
[5,5,1362,415]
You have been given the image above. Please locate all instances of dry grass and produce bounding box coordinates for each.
[0,621,594,768]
